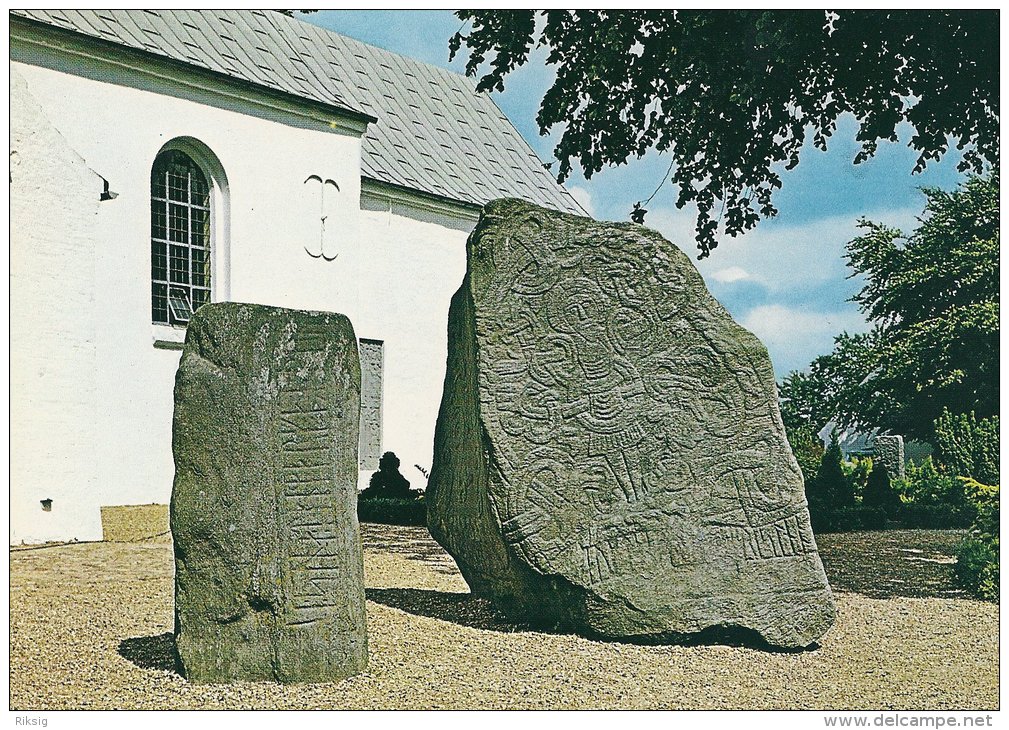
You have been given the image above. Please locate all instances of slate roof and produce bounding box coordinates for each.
[11,9,584,214]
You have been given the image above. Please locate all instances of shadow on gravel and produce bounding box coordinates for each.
[816,529,970,600]
[365,587,805,652]
[366,587,520,633]
[119,632,178,674]
[361,524,459,576]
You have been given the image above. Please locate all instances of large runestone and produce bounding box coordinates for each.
[171,302,367,683]
[427,199,836,649]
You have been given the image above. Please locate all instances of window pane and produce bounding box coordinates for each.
[151,200,167,240]
[169,244,189,284]
[167,170,188,202]
[168,204,189,242]
[151,241,167,281]
[191,208,208,245]
[191,172,210,207]
[192,287,210,311]
[152,172,166,200]
[168,287,193,323]
[191,248,206,287]
[152,282,168,323]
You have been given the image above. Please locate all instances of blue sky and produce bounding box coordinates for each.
[302,10,968,378]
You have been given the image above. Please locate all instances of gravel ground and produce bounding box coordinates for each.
[10,525,998,710]
[815,529,970,600]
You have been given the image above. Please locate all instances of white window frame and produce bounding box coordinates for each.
[150,137,229,345]
[150,149,211,325]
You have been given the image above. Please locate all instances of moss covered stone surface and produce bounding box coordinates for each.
[171,302,367,683]
[428,199,834,648]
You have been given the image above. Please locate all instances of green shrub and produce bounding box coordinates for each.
[863,463,901,517]
[859,505,889,530]
[896,503,972,529]
[357,496,427,526]
[787,427,824,486]
[842,455,873,502]
[962,478,1000,534]
[814,430,855,510]
[934,409,999,485]
[807,501,831,533]
[361,451,418,500]
[806,433,882,532]
[842,506,886,531]
[821,505,888,532]
[955,537,999,601]
[890,455,984,528]
[954,479,999,601]
[892,456,965,507]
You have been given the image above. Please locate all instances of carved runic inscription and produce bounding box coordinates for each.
[278,386,339,625]
[277,325,342,627]
[428,200,835,649]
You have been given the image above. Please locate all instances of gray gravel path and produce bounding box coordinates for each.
[9,526,998,710]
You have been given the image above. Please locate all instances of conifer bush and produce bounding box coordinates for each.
[863,464,901,517]
[934,410,999,486]
[358,451,426,526]
[954,479,999,601]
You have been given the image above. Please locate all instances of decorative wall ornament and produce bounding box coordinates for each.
[304,175,340,261]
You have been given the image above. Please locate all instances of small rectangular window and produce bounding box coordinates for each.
[168,287,193,324]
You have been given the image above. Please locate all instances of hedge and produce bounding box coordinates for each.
[357,496,427,526]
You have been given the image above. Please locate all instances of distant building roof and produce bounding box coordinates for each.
[818,422,878,457]
[11,9,584,214]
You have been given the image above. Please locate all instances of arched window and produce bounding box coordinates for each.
[151,149,212,324]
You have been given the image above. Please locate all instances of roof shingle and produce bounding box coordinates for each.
[11,9,584,214]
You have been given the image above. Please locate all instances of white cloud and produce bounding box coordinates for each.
[645,206,703,255]
[645,203,920,295]
[618,201,919,375]
[567,185,595,218]
[711,266,750,284]
[741,304,869,375]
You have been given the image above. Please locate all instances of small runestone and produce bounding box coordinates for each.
[171,302,367,683]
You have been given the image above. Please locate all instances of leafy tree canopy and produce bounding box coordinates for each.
[450,10,998,257]
[779,370,832,435]
[779,172,999,442]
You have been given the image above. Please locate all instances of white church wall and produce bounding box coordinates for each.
[10,67,104,543]
[357,185,475,489]
[11,31,480,541]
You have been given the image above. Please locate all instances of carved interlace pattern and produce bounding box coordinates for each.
[471,213,817,590]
